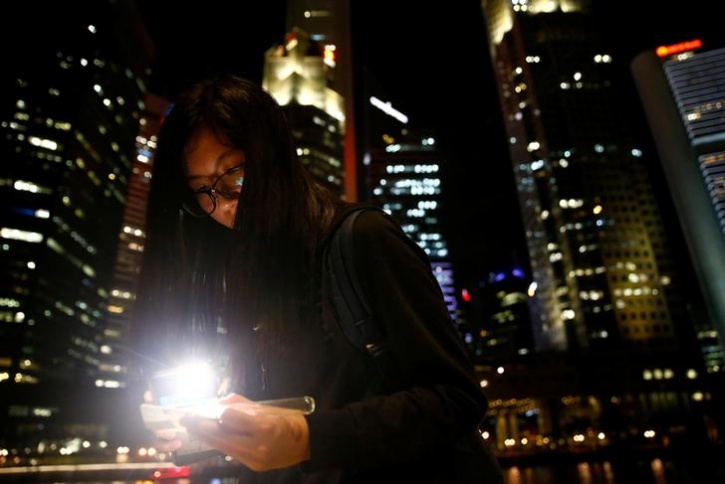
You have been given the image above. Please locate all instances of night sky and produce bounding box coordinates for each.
[135,0,722,286]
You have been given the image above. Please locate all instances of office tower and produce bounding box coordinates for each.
[105,93,170,383]
[480,0,702,356]
[0,0,153,444]
[478,0,717,445]
[263,28,346,198]
[366,129,459,320]
[631,41,725,372]
[284,0,357,201]
[363,130,458,319]
[475,266,535,360]
[357,71,459,321]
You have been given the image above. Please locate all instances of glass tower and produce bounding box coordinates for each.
[281,0,357,200]
[104,93,170,385]
[0,0,153,445]
[357,69,459,322]
[263,28,346,199]
[480,0,701,358]
[632,42,725,372]
[477,0,718,447]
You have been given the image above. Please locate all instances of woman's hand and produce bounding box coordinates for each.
[141,389,185,453]
[180,393,311,472]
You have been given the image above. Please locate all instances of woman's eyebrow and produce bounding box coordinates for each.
[186,150,237,180]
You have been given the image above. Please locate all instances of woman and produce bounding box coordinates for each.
[132,74,499,482]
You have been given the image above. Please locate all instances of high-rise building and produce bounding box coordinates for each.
[263,28,347,199]
[283,0,357,201]
[475,266,535,360]
[0,0,153,445]
[480,0,702,358]
[357,71,459,322]
[478,0,718,447]
[367,129,458,318]
[105,93,170,383]
[631,41,725,373]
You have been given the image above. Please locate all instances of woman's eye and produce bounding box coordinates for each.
[218,187,241,199]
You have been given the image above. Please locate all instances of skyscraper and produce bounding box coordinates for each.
[631,41,725,372]
[480,0,701,358]
[283,0,357,201]
[477,0,716,446]
[105,93,170,383]
[357,69,460,322]
[263,28,346,198]
[475,266,535,360]
[0,0,153,444]
[366,128,458,317]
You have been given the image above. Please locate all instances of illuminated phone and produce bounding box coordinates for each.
[142,361,223,464]
[140,361,315,465]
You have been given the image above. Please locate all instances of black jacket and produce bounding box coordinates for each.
[234,207,494,483]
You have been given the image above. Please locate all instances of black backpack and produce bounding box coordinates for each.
[324,206,503,482]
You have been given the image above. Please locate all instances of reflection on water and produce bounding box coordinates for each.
[502,456,723,484]
[9,450,724,484]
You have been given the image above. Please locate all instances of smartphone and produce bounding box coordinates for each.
[143,362,225,465]
[140,363,316,466]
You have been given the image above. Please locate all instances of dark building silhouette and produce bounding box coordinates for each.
[474,266,536,360]
[283,0,357,201]
[632,41,725,373]
[263,28,346,199]
[478,0,719,451]
[0,0,154,447]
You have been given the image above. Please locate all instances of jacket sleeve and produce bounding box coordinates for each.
[304,209,489,470]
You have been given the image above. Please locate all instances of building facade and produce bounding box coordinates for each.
[105,93,170,386]
[631,42,725,373]
[478,0,716,449]
[263,28,347,199]
[285,0,357,200]
[0,0,153,446]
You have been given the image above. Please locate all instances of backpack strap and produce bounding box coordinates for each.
[325,206,404,390]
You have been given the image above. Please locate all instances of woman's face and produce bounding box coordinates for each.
[185,127,246,229]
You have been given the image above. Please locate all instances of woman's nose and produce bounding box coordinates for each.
[217,198,238,226]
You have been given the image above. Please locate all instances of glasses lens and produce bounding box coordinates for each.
[182,192,215,217]
[195,192,216,213]
[217,169,245,200]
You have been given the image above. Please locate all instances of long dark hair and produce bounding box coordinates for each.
[131,74,345,376]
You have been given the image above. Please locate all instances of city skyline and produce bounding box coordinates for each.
[136,1,722,287]
[0,0,722,467]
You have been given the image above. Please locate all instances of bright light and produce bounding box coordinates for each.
[656,39,702,58]
[152,360,218,406]
[1,228,43,243]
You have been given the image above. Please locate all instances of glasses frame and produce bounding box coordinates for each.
[183,163,245,218]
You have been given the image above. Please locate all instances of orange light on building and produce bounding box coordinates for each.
[655,39,702,58]
[323,46,336,67]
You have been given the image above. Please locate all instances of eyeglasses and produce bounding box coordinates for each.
[183,164,245,217]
